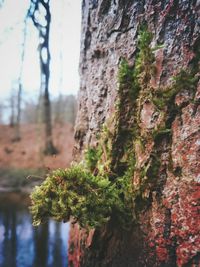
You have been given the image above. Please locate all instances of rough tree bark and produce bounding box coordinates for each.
[69,1,200,267]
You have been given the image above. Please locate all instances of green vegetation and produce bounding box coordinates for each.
[153,69,198,110]
[134,27,154,87]
[84,147,103,173]
[30,26,199,230]
[30,165,127,228]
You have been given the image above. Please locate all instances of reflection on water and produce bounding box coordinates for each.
[0,192,69,267]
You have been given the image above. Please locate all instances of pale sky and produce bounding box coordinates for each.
[0,0,81,102]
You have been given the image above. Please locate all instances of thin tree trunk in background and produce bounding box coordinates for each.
[9,91,15,128]
[39,3,57,154]
[0,104,3,124]
[13,16,28,141]
[13,83,22,141]
[29,0,57,155]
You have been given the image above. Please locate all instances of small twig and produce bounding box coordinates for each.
[26,175,44,180]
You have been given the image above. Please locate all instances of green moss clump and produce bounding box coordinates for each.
[153,69,198,110]
[134,27,154,87]
[30,165,123,229]
[172,69,198,91]
[84,147,103,173]
[118,58,134,85]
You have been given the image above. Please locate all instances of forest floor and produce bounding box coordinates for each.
[0,123,74,192]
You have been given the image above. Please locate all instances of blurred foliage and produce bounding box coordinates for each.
[0,94,77,126]
[52,94,77,125]
[21,94,77,125]
[0,168,45,189]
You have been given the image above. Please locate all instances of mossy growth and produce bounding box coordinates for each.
[134,26,154,87]
[30,164,126,228]
[153,69,199,110]
[117,26,154,103]
[30,26,199,231]
[84,147,103,173]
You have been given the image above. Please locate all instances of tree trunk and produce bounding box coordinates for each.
[29,0,57,155]
[13,83,22,141]
[9,90,15,128]
[70,1,200,266]
[39,3,56,155]
[13,16,28,141]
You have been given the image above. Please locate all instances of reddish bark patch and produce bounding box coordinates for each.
[68,224,94,267]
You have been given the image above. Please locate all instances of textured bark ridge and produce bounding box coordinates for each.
[70,1,200,266]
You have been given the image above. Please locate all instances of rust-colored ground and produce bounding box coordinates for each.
[0,123,74,170]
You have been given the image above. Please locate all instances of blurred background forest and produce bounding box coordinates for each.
[0,0,81,191]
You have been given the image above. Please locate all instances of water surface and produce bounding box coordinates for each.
[0,192,69,267]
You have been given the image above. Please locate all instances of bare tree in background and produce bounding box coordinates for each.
[0,2,25,136]
[28,0,57,154]
[12,17,28,141]
[21,95,77,125]
[0,103,3,124]
[21,100,38,124]
[9,89,16,128]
